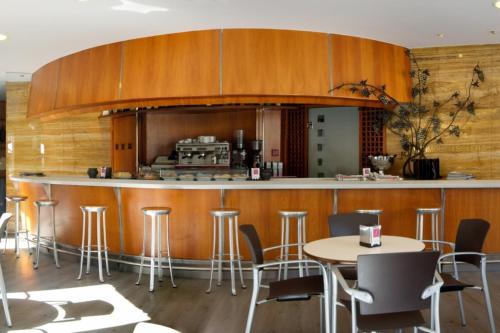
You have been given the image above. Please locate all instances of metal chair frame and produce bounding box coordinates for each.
[333,266,443,333]
[246,258,330,333]
[0,213,12,327]
[424,239,496,333]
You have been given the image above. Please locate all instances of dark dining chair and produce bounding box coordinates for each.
[239,224,330,333]
[333,251,442,333]
[0,212,13,327]
[328,212,378,280]
[424,219,496,333]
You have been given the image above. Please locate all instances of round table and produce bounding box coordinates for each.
[303,235,425,263]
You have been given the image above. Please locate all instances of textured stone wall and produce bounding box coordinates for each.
[387,44,500,179]
[5,82,111,196]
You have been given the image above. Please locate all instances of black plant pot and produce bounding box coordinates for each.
[413,158,440,180]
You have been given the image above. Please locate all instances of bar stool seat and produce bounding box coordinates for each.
[278,210,309,280]
[415,207,441,251]
[136,206,176,292]
[33,200,60,269]
[78,206,110,282]
[5,195,30,257]
[355,209,383,225]
[207,208,246,295]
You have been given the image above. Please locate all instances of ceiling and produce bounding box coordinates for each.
[1,0,500,99]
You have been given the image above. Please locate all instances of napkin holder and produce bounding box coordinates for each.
[360,225,381,248]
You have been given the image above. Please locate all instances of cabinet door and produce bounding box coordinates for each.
[121,30,220,99]
[331,34,411,102]
[222,29,330,96]
[28,60,60,117]
[54,43,121,108]
[112,115,136,175]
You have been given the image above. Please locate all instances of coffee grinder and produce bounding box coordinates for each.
[231,129,247,169]
[250,140,263,168]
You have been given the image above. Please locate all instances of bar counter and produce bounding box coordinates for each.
[11,175,500,260]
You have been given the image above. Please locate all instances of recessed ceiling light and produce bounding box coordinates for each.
[111,0,168,14]
[436,33,445,38]
[0,34,7,41]
[493,0,500,8]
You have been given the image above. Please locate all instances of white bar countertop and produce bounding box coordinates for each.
[11,175,500,190]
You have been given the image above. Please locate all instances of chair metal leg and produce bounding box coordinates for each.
[0,264,12,327]
[351,295,357,333]
[481,261,496,333]
[51,206,60,268]
[96,212,103,283]
[103,211,110,276]
[149,215,156,292]
[228,216,236,295]
[457,291,466,326]
[86,211,92,274]
[34,205,42,269]
[135,214,147,285]
[166,214,176,288]
[278,216,285,281]
[234,216,246,289]
[206,216,216,293]
[244,268,260,333]
[77,210,86,280]
[157,216,163,282]
[217,216,224,287]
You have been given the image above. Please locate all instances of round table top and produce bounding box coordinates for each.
[303,235,425,264]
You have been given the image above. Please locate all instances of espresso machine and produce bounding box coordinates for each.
[231,129,247,169]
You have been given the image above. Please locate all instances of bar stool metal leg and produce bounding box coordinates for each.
[302,216,309,276]
[206,216,217,293]
[284,217,290,280]
[103,211,110,276]
[23,204,32,255]
[86,211,92,274]
[96,212,103,283]
[234,216,246,289]
[150,214,156,292]
[51,205,60,268]
[217,216,224,287]
[157,216,163,282]
[228,215,236,295]
[136,214,147,285]
[278,216,285,281]
[297,217,303,277]
[77,210,86,280]
[14,201,20,257]
[34,205,42,269]
[166,214,176,288]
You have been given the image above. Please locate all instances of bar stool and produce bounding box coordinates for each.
[415,207,441,251]
[33,200,60,269]
[277,210,309,280]
[136,207,176,292]
[5,195,31,257]
[354,209,383,225]
[78,206,110,283]
[206,208,246,296]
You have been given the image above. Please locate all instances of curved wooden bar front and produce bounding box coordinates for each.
[13,176,500,261]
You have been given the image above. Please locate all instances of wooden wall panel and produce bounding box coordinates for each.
[387,44,500,179]
[222,29,330,96]
[27,59,59,117]
[331,34,411,102]
[444,189,500,253]
[142,109,256,164]
[337,189,442,238]
[54,43,121,108]
[121,30,220,99]
[112,115,136,174]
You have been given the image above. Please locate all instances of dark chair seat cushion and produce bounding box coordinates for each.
[339,299,426,330]
[440,273,475,292]
[268,275,323,301]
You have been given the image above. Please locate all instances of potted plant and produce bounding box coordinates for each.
[331,50,485,179]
